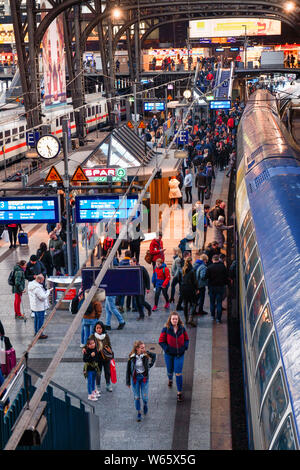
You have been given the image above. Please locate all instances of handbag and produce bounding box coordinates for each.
[110,359,117,384]
[0,337,6,365]
[101,344,114,361]
[144,249,153,265]
[2,230,9,243]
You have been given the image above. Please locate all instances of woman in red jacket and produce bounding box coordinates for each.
[149,232,166,270]
[159,312,189,402]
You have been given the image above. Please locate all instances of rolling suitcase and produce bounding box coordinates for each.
[18,230,28,246]
[1,348,16,376]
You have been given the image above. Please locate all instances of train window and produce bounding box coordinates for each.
[70,112,74,122]
[19,125,24,139]
[271,415,297,450]
[87,107,91,117]
[249,281,267,334]
[240,211,251,239]
[12,128,18,141]
[92,106,95,115]
[4,129,11,144]
[56,119,59,127]
[60,117,64,125]
[246,262,263,307]
[96,105,99,114]
[253,304,273,363]
[241,220,253,253]
[244,246,259,287]
[260,369,288,449]
[243,232,256,270]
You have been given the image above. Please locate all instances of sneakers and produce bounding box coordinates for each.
[137,412,142,422]
[88,394,98,401]
[147,307,152,317]
[93,389,101,397]
[168,380,173,388]
[15,314,25,320]
[106,384,113,392]
[164,302,170,309]
[117,322,125,330]
[152,305,158,311]
[143,404,148,415]
[31,312,35,318]
[105,325,111,330]
[177,392,183,402]
[38,334,48,340]
[80,343,85,348]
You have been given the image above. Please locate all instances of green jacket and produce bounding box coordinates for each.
[12,264,26,294]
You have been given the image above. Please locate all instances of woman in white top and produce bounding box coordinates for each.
[168,176,182,209]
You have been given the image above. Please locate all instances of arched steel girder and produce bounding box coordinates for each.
[112,10,298,53]
[35,0,300,48]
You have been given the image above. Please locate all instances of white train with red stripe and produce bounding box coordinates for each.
[0,93,126,170]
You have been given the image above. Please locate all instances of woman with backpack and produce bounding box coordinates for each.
[11,260,26,319]
[194,254,209,315]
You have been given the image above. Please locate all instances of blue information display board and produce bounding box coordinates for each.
[144,102,165,111]
[209,100,231,110]
[0,196,59,224]
[82,267,143,296]
[75,194,139,223]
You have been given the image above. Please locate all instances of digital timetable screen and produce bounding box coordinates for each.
[209,100,231,110]
[0,196,59,224]
[75,194,139,223]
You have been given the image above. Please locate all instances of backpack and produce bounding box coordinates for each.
[206,166,212,177]
[8,270,15,287]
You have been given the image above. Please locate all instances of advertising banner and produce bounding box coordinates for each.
[41,0,66,107]
[189,18,281,38]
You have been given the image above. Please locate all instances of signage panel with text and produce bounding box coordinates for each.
[0,196,59,224]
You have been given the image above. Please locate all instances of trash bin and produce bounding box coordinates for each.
[47,276,82,310]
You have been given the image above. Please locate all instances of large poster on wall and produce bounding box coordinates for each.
[189,18,281,38]
[41,0,66,107]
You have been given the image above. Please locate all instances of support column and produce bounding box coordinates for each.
[74,4,86,145]
[27,0,40,129]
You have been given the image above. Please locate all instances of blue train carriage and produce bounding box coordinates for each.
[236,89,300,450]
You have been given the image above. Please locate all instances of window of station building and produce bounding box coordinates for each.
[253,304,273,364]
[260,369,288,449]
[246,262,263,308]
[4,129,10,144]
[249,281,267,335]
[244,245,259,287]
[271,415,297,450]
[241,220,254,254]
[243,232,256,271]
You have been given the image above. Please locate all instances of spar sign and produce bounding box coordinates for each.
[83,168,127,183]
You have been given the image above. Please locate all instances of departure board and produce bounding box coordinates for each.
[75,194,139,222]
[209,100,231,110]
[0,196,59,223]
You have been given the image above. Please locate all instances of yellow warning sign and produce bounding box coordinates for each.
[138,121,147,129]
[127,121,134,129]
[71,165,89,182]
[45,165,63,183]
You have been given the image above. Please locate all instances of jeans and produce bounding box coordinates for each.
[197,287,206,312]
[209,286,225,321]
[8,227,18,246]
[105,296,125,327]
[185,187,192,204]
[154,286,169,306]
[170,275,181,301]
[131,375,149,411]
[87,370,96,395]
[81,318,99,345]
[197,187,206,204]
[33,310,45,335]
[164,353,185,392]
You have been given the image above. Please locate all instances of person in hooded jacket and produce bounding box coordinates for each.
[28,274,52,339]
[193,253,209,315]
[180,257,198,327]
[152,258,170,311]
[25,254,47,282]
[170,248,183,304]
[12,260,26,319]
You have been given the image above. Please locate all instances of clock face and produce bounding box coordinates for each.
[36,135,61,159]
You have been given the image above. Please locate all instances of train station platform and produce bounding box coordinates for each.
[0,165,232,451]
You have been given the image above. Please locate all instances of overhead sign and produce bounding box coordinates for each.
[81,267,143,296]
[75,194,139,223]
[0,196,59,224]
[45,165,63,183]
[189,18,281,38]
[71,165,89,182]
[83,168,127,183]
[209,100,231,110]
[175,130,189,146]
[143,102,165,112]
[26,131,40,148]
